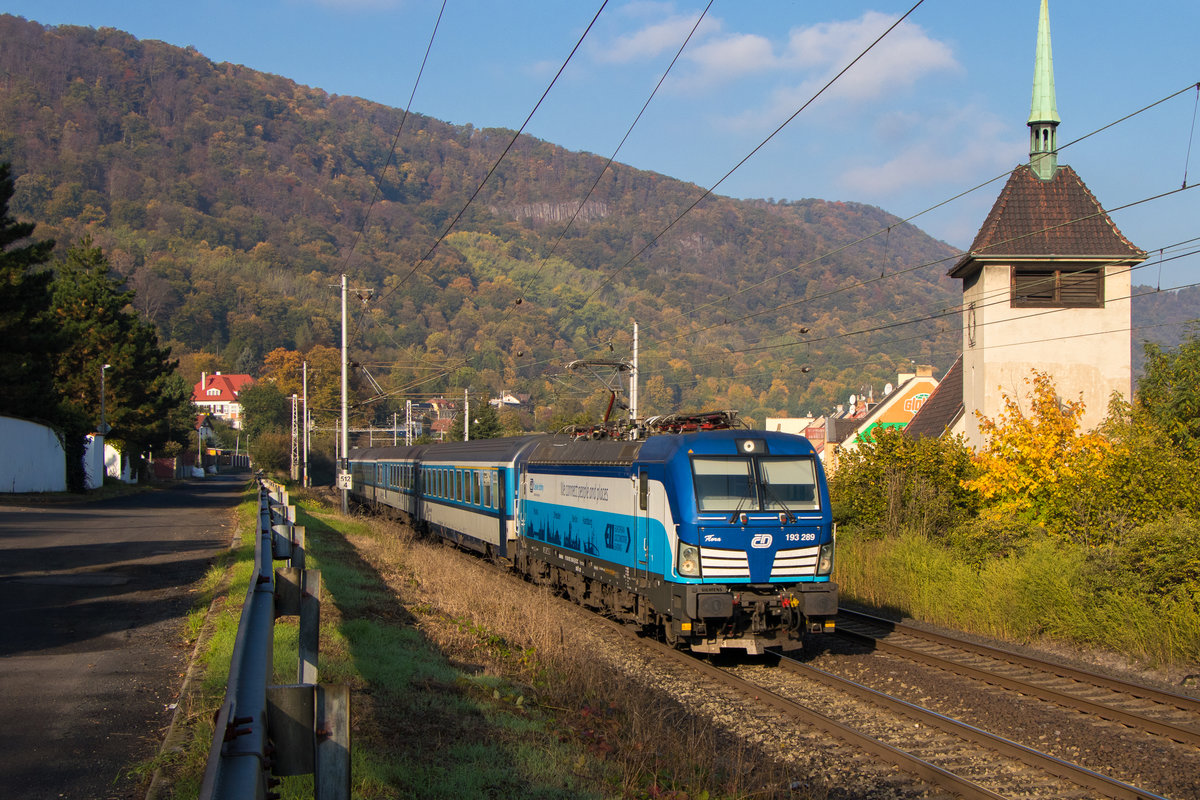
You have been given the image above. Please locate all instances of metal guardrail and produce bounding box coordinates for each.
[199,478,350,800]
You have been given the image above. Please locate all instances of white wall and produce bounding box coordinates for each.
[764,417,816,435]
[84,434,105,489]
[105,442,137,483]
[0,416,67,493]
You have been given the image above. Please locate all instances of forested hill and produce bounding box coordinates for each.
[0,14,975,424]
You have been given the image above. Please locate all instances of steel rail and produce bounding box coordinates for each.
[773,652,1171,800]
[597,619,1007,800]
[840,608,1200,713]
[837,609,1200,747]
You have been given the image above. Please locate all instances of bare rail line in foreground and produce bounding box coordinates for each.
[835,608,1200,749]
[597,616,1169,800]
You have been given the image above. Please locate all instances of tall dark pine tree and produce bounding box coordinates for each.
[0,162,56,420]
[445,397,503,441]
[50,239,191,481]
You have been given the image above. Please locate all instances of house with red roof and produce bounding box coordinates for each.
[192,372,254,430]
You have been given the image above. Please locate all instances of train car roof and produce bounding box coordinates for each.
[528,437,645,466]
[409,434,549,463]
[349,444,428,461]
[350,429,816,466]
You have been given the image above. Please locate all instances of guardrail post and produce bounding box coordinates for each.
[297,568,320,684]
[315,684,351,799]
[264,683,350,799]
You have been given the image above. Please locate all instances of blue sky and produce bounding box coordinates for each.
[7,0,1200,287]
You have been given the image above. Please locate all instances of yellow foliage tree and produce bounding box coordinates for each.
[963,370,1111,524]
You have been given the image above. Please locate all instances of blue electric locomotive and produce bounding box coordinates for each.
[349,426,837,654]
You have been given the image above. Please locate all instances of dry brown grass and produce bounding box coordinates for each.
[336,509,810,799]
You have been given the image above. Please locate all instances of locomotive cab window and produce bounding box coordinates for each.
[760,458,820,511]
[692,458,756,512]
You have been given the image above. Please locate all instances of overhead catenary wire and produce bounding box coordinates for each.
[671,240,1200,368]
[502,0,716,320]
[546,241,1200,407]
[340,12,1197,401]
[638,182,1200,355]
[341,2,611,403]
[653,294,1200,404]
[625,82,1200,347]
[340,35,1198,418]
[580,0,930,305]
[337,0,448,282]
[373,0,611,311]
[1183,82,1200,188]
[369,201,1198,411]
[333,1,448,357]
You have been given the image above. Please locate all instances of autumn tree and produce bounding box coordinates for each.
[1051,395,1200,542]
[962,370,1110,531]
[260,344,346,423]
[830,426,979,538]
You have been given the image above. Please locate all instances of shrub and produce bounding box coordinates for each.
[249,430,291,472]
[830,426,979,538]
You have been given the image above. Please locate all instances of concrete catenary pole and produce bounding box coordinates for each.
[630,322,639,426]
[340,274,349,513]
[302,360,309,488]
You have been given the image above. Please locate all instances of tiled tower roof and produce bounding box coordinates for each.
[950,164,1144,278]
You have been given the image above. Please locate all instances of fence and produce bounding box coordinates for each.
[199,478,349,799]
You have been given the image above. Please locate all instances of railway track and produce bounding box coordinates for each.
[834,608,1200,749]
[596,615,1185,799]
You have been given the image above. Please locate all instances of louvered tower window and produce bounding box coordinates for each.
[1011,265,1103,308]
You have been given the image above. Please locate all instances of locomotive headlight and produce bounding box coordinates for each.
[816,542,834,576]
[678,545,701,577]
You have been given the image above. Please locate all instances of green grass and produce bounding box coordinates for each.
[285,503,610,799]
[151,487,618,799]
[835,530,1200,666]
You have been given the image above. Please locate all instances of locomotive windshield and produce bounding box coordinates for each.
[691,456,820,512]
[692,457,756,512]
[759,457,820,511]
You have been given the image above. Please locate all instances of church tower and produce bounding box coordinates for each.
[950,0,1145,449]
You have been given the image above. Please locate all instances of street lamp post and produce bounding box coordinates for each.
[99,363,111,435]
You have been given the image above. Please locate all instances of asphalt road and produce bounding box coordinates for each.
[0,472,248,800]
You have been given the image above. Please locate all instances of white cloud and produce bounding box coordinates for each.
[597,15,709,64]
[685,32,776,80]
[839,108,1025,197]
[708,13,961,133]
[779,12,959,102]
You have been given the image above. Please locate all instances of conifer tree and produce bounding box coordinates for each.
[0,162,56,420]
[49,238,191,483]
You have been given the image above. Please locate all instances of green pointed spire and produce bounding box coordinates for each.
[1028,0,1060,180]
[1028,0,1060,125]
